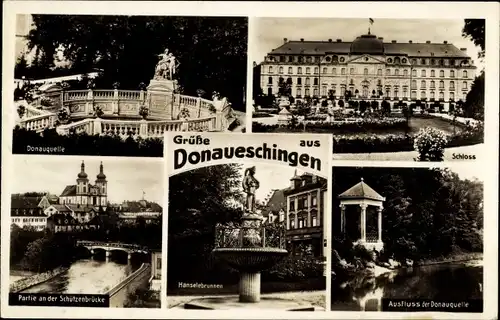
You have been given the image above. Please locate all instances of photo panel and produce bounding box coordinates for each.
[164,132,333,311]
[7,155,164,309]
[330,164,484,313]
[11,14,248,158]
[251,18,485,162]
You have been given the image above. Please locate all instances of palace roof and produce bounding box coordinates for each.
[261,189,286,217]
[338,178,385,201]
[11,195,43,209]
[269,37,469,58]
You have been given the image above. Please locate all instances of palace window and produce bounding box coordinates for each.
[288,67,293,74]
[297,67,302,74]
[288,56,294,62]
[394,57,401,64]
[377,69,382,75]
[290,220,295,229]
[404,69,408,76]
[421,70,426,77]
[363,87,369,97]
[279,67,283,74]
[412,59,417,65]
[341,68,346,75]
[421,91,426,99]
[350,79,354,85]
[312,216,318,227]
[350,68,355,75]
[314,78,319,85]
[411,90,417,99]
[430,91,435,99]
[297,88,302,96]
[332,68,337,75]
[306,56,312,63]
[431,70,435,77]
[386,69,390,75]
[322,86,327,96]
[386,88,390,97]
[431,80,435,88]
[421,59,426,65]
[280,56,285,62]
[402,58,407,63]
[333,55,339,62]
[463,70,468,78]
[439,59,445,66]
[450,70,455,77]
[450,92,455,100]
[298,56,304,63]
[439,80,444,89]
[387,58,393,63]
[289,199,295,211]
[449,81,455,90]
[403,87,408,97]
[395,69,400,76]
[463,81,467,89]
[377,79,382,86]
[394,88,399,98]
[306,67,311,74]
[298,218,304,229]
[325,56,331,62]
[340,86,345,96]
[421,80,426,89]
[313,88,319,96]
[439,91,444,100]
[305,88,310,96]
[314,67,319,74]
[411,80,417,89]
[278,77,284,84]
[305,77,310,85]
[322,67,327,74]
[412,69,417,77]
[431,59,436,65]
[364,68,368,75]
[268,66,273,73]
[297,77,302,85]
[314,56,320,63]
[439,70,444,77]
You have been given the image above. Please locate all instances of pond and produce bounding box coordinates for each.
[331,261,483,312]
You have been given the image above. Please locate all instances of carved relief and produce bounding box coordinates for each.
[120,103,137,111]
[95,103,112,111]
[69,104,85,113]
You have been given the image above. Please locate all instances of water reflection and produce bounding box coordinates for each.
[331,262,483,311]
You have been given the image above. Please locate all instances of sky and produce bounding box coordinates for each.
[10,155,164,204]
[446,163,484,182]
[252,18,483,70]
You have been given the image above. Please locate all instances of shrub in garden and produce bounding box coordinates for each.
[262,255,324,282]
[414,127,448,161]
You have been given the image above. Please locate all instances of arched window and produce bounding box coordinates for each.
[314,67,319,74]
[306,67,311,74]
[297,88,302,96]
[463,81,467,89]
[421,59,426,65]
[421,80,426,88]
[340,57,345,62]
[297,67,302,74]
[439,91,444,100]
[450,70,455,77]
[404,69,408,76]
[431,80,435,88]
[332,68,337,75]
[449,81,455,90]
[297,77,302,85]
[288,67,293,74]
[394,57,401,64]
[333,55,339,62]
[288,56,294,62]
[313,78,318,85]
[341,68,346,75]
[321,86,327,96]
[430,91,435,99]
[305,88,310,96]
[439,70,444,77]
[387,58,393,63]
[412,69,417,77]
[377,69,382,75]
[268,77,272,85]
[421,91,426,99]
[439,80,444,89]
[386,69,390,75]
[450,92,455,100]
[431,70,435,77]
[305,77,310,85]
[364,68,368,75]
[411,80,417,89]
[322,67,327,74]
[403,87,408,97]
[313,88,319,96]
[395,69,400,76]
[402,58,407,63]
[421,70,426,77]
[268,66,273,73]
[279,67,283,74]
[377,79,382,85]
[463,70,468,78]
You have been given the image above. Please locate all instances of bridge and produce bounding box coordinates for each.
[16,83,235,138]
[76,240,149,260]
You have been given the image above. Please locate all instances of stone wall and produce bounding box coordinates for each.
[10,266,69,293]
[107,263,151,308]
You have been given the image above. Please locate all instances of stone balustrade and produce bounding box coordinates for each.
[21,113,58,132]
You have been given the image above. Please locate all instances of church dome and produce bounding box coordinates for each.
[78,171,88,179]
[97,172,106,180]
[350,33,384,54]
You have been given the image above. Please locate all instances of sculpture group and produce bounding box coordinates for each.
[154,48,180,81]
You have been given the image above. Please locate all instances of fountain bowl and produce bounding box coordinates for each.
[212,247,288,273]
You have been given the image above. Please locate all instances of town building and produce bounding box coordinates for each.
[59,161,108,209]
[259,30,477,111]
[10,194,50,231]
[149,250,162,293]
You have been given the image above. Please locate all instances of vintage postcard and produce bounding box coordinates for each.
[164,133,332,311]
[251,18,485,162]
[5,156,163,308]
[9,14,247,157]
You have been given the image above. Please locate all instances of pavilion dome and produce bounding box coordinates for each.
[338,178,385,201]
[350,33,385,55]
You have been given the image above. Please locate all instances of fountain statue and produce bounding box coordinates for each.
[183,167,315,310]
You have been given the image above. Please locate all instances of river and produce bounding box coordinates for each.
[331,261,483,311]
[11,256,142,294]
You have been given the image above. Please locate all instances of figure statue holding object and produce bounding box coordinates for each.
[242,166,260,214]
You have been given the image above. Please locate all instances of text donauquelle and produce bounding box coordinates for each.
[173,143,321,171]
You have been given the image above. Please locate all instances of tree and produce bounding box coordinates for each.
[14,55,29,79]
[402,104,411,133]
[464,71,484,120]
[17,105,26,119]
[381,100,391,116]
[462,19,485,58]
[27,15,248,110]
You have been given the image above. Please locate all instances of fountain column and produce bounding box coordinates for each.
[360,204,367,242]
[340,204,346,232]
[377,206,383,242]
[239,272,261,302]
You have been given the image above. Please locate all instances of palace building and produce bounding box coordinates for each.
[259,30,477,110]
[59,161,108,208]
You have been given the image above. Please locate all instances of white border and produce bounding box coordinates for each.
[2,1,498,319]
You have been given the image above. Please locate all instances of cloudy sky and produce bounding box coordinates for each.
[252,18,483,69]
[10,155,164,204]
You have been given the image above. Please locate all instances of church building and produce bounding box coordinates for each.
[59,161,108,208]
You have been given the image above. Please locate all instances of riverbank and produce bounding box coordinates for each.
[415,252,483,267]
[10,266,69,293]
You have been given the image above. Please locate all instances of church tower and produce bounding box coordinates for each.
[76,161,89,205]
[95,162,107,208]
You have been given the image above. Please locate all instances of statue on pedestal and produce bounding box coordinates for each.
[242,166,260,214]
[154,48,180,81]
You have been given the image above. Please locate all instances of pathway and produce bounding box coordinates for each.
[333,143,484,161]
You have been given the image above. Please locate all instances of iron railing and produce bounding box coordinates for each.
[215,225,286,249]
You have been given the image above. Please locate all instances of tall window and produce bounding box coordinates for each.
[431,70,435,77]
[313,88,319,96]
[431,80,435,88]
[411,80,417,89]
[312,216,318,227]
[449,81,455,90]
[297,77,302,85]
[350,68,355,75]
[332,68,337,75]
[279,67,283,74]
[439,70,444,77]
[288,67,293,74]
[340,86,345,96]
[322,67,327,74]
[463,70,468,78]
[412,69,417,77]
[403,87,408,97]
[268,66,273,73]
[404,69,408,77]
[305,77,310,85]
[377,69,382,75]
[297,88,302,96]
[395,69,400,76]
[421,59,426,65]
[421,70,426,77]
[439,80,444,89]
[394,87,399,98]
[430,91,435,99]
[364,68,368,75]
[322,86,327,96]
[306,67,311,74]
[314,78,318,85]
[305,88,310,96]
[421,91,426,99]
[268,77,272,85]
[288,56,294,62]
[341,68,346,75]
[314,67,319,74]
[297,67,302,74]
[450,70,455,77]
[463,81,467,89]
[386,69,391,76]
[439,91,444,100]
[450,92,455,100]
[421,80,426,89]
[279,56,285,62]
[411,90,417,99]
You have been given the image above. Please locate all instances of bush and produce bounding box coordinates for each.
[334,134,414,153]
[263,256,325,282]
[414,127,448,161]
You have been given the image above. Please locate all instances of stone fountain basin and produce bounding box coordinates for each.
[212,247,288,273]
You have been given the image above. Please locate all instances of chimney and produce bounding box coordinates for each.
[328,39,332,42]
[443,40,448,44]
[300,38,304,42]
[378,37,384,40]
[409,40,413,43]
[460,48,467,52]
[391,40,397,43]
[336,39,342,42]
[284,38,288,43]
[426,40,431,44]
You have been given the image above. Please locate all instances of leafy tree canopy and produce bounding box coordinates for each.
[462,19,485,58]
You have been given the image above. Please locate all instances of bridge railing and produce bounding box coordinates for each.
[76,240,148,252]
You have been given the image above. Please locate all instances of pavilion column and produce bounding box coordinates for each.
[360,204,367,242]
[340,204,346,233]
[377,206,383,242]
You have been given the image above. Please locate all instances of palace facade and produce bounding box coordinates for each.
[259,31,477,110]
